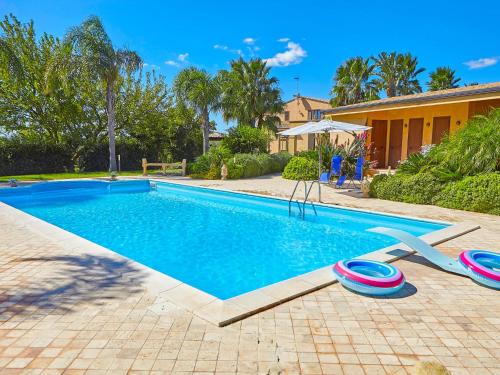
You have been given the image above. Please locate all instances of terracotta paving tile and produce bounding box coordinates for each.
[0,177,499,374]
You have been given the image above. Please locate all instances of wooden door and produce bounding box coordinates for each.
[388,119,403,168]
[432,116,450,144]
[370,120,388,168]
[407,118,424,155]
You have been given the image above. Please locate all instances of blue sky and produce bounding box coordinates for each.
[1,0,500,130]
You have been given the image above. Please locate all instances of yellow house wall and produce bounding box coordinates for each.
[270,97,331,154]
[328,101,470,163]
[469,98,500,117]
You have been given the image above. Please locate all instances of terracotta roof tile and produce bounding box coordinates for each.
[323,82,500,114]
[286,95,330,104]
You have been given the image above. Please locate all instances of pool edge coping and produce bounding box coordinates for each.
[0,182,480,327]
[148,178,452,226]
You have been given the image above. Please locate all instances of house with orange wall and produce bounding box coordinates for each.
[322,82,500,168]
[269,96,331,154]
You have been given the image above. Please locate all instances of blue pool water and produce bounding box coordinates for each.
[0,180,447,299]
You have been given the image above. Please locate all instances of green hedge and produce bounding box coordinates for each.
[0,140,73,175]
[370,172,500,214]
[369,172,445,204]
[232,154,262,178]
[434,173,500,215]
[0,138,158,175]
[188,151,292,180]
[282,156,319,180]
[271,152,294,170]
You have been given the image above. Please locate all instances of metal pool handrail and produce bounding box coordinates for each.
[288,179,318,219]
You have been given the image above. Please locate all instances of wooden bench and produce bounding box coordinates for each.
[142,158,187,176]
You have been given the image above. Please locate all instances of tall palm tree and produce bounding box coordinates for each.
[397,53,425,95]
[64,16,142,172]
[373,52,425,97]
[218,58,284,130]
[330,57,379,107]
[173,67,220,154]
[427,66,461,91]
[372,52,399,97]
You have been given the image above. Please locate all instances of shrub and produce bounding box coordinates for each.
[297,150,319,161]
[255,154,275,175]
[188,154,211,178]
[232,154,262,178]
[282,156,319,180]
[434,173,500,215]
[397,153,430,175]
[0,139,73,175]
[426,108,500,176]
[226,159,244,179]
[222,126,269,154]
[270,152,292,170]
[189,150,291,180]
[79,139,153,171]
[369,172,445,204]
[188,145,231,179]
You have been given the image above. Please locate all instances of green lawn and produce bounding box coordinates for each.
[0,169,181,182]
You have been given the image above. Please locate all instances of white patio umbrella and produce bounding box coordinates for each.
[278,119,371,201]
[278,119,370,136]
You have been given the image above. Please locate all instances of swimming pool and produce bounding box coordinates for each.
[0,179,447,299]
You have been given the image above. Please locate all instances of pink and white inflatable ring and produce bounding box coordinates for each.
[333,259,405,296]
[459,250,500,290]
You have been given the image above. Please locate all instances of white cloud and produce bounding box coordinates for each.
[243,37,255,45]
[214,44,229,50]
[278,37,290,42]
[165,60,179,67]
[264,41,307,67]
[463,57,498,69]
[165,53,190,68]
[214,44,243,56]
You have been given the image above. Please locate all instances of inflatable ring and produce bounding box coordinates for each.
[459,250,500,290]
[333,259,405,296]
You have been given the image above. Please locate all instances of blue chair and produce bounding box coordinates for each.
[335,175,347,188]
[352,156,364,185]
[336,156,364,189]
[319,155,342,184]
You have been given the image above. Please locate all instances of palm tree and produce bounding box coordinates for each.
[64,16,142,172]
[218,58,284,130]
[373,52,425,97]
[427,67,461,91]
[330,57,379,107]
[173,67,220,154]
[372,52,399,97]
[397,53,425,95]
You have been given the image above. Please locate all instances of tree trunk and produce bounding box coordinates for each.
[202,110,210,154]
[106,80,118,172]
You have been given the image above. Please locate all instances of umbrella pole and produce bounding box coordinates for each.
[317,134,322,203]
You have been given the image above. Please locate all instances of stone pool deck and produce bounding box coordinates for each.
[0,174,499,374]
